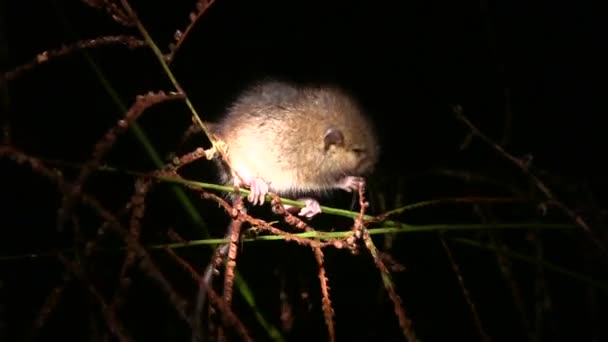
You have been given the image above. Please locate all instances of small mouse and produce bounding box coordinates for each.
[209,79,380,218]
[192,80,380,339]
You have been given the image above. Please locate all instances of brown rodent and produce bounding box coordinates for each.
[209,79,380,217]
[191,81,380,339]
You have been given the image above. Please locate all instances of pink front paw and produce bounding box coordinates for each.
[247,177,269,205]
[337,176,365,192]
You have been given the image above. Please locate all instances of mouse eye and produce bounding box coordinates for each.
[352,148,366,156]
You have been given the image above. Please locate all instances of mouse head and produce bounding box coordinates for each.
[322,125,379,178]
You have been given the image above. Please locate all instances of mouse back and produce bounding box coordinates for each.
[213,80,379,194]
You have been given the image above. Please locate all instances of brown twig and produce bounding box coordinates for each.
[222,198,244,306]
[313,247,335,342]
[1,36,145,84]
[357,183,417,342]
[166,0,217,63]
[171,146,211,171]
[216,197,247,341]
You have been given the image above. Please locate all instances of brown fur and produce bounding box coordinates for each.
[211,80,380,197]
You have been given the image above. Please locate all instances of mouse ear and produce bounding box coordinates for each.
[324,127,344,151]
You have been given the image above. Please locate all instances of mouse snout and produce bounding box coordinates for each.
[355,153,376,175]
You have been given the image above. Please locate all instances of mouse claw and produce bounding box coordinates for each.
[337,176,365,192]
[297,198,322,218]
[247,177,269,205]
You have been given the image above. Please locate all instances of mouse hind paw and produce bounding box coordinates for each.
[282,197,322,219]
[298,198,322,218]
